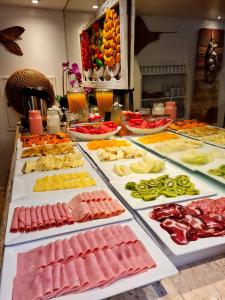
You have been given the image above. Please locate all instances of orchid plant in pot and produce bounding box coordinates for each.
[62,61,89,122]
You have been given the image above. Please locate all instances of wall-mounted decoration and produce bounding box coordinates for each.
[191,28,224,123]
[134,16,178,55]
[79,0,134,90]
[6,69,55,115]
[0,26,25,56]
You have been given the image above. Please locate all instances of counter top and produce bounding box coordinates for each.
[0,130,225,299]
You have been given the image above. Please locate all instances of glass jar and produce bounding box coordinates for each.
[47,109,60,134]
[95,89,113,120]
[111,103,123,125]
[29,110,43,135]
[164,101,177,120]
[152,103,164,115]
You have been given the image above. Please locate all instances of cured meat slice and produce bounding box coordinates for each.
[183,214,206,231]
[63,260,80,293]
[45,241,55,266]
[62,238,74,262]
[36,206,44,229]
[18,207,25,232]
[197,228,225,238]
[57,203,67,224]
[13,265,53,300]
[160,219,197,245]
[74,257,89,291]
[77,232,91,255]
[69,235,83,258]
[149,203,184,221]
[199,216,225,229]
[10,207,20,233]
[41,205,50,228]
[52,205,63,227]
[72,202,92,222]
[94,250,117,287]
[46,204,56,226]
[93,228,107,250]
[54,239,64,262]
[17,246,47,276]
[82,253,106,290]
[30,207,38,231]
[84,231,99,252]
[54,264,70,297]
[62,203,74,224]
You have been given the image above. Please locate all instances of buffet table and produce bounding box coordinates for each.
[0,125,225,300]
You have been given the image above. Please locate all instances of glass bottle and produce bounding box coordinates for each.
[29,110,43,135]
[47,109,60,134]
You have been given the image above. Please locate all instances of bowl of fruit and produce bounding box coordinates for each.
[67,121,121,140]
[126,118,172,135]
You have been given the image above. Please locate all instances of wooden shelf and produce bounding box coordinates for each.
[142,95,187,102]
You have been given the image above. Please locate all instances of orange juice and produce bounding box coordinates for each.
[67,92,87,113]
[96,90,113,118]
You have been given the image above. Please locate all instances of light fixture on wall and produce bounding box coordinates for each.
[92,0,99,9]
[217,16,221,19]
[31,0,40,4]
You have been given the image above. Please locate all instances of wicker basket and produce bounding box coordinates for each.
[6,69,55,114]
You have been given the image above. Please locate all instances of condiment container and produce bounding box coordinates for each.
[47,109,60,134]
[152,103,164,115]
[29,110,43,135]
[164,101,177,121]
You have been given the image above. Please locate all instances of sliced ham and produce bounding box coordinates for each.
[57,203,67,224]
[25,208,31,232]
[36,206,44,230]
[46,204,56,226]
[18,207,25,233]
[10,207,20,233]
[52,205,63,227]
[72,202,92,222]
[41,206,50,228]
[62,203,74,224]
[30,207,38,231]
[62,238,74,262]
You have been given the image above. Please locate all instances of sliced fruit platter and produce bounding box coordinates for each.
[68,121,121,140]
[126,118,172,135]
[110,168,216,210]
[169,119,207,131]
[20,133,71,148]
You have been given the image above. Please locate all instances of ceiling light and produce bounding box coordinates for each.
[92,5,98,9]
[217,16,221,19]
[31,0,40,4]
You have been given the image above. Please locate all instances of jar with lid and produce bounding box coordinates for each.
[164,101,177,120]
[29,110,43,135]
[152,103,164,115]
[111,102,123,125]
[47,109,60,134]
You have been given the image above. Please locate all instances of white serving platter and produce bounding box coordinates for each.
[138,196,225,256]
[200,139,225,149]
[14,147,89,176]
[5,187,133,246]
[0,220,178,300]
[78,140,148,167]
[197,160,225,185]
[100,158,170,182]
[166,147,225,172]
[67,126,121,141]
[11,166,107,202]
[16,142,77,160]
[110,169,217,210]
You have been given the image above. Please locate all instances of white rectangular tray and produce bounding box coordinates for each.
[11,166,106,202]
[197,160,225,185]
[14,147,89,176]
[5,187,133,246]
[100,159,172,182]
[138,196,225,256]
[111,169,217,210]
[78,140,148,167]
[0,220,177,300]
[16,142,77,160]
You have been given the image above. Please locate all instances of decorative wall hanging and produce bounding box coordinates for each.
[191,28,224,123]
[0,26,25,56]
[79,0,135,90]
[6,69,55,114]
[134,16,178,55]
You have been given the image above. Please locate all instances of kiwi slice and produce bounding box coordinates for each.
[125,182,136,190]
[135,182,149,192]
[164,178,177,189]
[176,175,191,187]
[130,191,143,199]
[160,189,177,197]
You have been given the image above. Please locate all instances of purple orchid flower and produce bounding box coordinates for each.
[69,80,76,88]
[62,61,69,69]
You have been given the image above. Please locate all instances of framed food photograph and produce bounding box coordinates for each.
[79,0,134,89]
